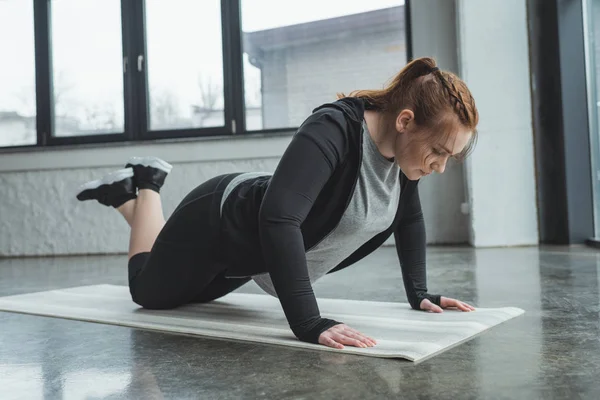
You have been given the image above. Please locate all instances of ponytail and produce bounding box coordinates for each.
[338,57,479,160]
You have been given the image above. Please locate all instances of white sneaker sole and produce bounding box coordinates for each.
[127,156,173,173]
[77,168,134,193]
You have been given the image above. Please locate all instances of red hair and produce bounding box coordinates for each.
[338,57,479,161]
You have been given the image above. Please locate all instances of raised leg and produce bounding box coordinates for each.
[116,198,137,227]
[127,173,238,310]
[127,189,166,258]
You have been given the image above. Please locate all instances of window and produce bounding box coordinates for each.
[241,0,408,130]
[50,0,125,137]
[584,0,600,237]
[145,0,224,131]
[0,1,37,147]
[0,1,409,149]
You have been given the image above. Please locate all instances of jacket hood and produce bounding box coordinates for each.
[312,97,366,125]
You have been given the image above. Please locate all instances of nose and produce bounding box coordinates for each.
[433,158,448,174]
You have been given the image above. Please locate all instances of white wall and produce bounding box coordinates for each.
[0,137,288,256]
[262,29,406,128]
[1,159,280,255]
[457,0,539,246]
[410,0,470,244]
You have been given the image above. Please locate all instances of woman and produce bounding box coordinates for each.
[76,57,479,350]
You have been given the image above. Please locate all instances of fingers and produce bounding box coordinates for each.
[342,325,377,343]
[428,304,443,313]
[447,299,469,311]
[421,299,443,313]
[342,327,377,347]
[442,297,476,312]
[318,325,377,350]
[319,335,345,350]
[331,332,370,348]
[457,301,476,312]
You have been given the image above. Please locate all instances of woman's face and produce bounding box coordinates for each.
[393,111,472,181]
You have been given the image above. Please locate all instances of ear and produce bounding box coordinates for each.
[396,109,415,133]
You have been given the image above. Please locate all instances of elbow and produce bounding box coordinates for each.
[257,201,275,231]
[258,201,301,230]
[400,210,424,227]
[258,197,277,225]
[257,206,280,230]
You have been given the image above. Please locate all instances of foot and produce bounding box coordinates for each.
[125,156,173,193]
[76,168,137,208]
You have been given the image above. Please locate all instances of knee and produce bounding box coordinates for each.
[130,287,174,310]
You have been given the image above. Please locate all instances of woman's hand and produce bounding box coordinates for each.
[420,297,476,313]
[318,324,377,350]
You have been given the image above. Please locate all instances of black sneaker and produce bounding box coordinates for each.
[76,168,137,208]
[125,156,173,193]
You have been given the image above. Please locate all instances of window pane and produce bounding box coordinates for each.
[145,0,224,131]
[51,0,124,136]
[241,0,407,130]
[0,1,36,147]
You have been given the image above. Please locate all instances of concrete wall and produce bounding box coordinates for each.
[457,0,539,246]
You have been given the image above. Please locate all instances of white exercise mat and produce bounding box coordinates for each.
[0,284,524,362]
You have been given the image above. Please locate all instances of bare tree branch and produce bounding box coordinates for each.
[194,74,223,126]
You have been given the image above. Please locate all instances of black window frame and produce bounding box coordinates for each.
[528,0,597,245]
[4,0,413,150]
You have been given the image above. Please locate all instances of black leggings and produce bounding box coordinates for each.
[127,173,251,309]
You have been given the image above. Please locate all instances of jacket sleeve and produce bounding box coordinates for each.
[258,112,346,343]
[393,183,441,310]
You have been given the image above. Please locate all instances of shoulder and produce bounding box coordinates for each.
[295,98,365,157]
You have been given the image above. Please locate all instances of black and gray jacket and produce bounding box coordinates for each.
[220,97,441,344]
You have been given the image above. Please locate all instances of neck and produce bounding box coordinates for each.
[364,110,396,159]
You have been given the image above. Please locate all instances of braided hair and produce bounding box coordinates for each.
[339,57,479,161]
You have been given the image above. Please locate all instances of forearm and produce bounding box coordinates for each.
[260,218,341,342]
[394,189,440,309]
[257,118,347,342]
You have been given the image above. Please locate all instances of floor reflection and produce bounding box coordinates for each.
[539,251,600,398]
[1,247,600,398]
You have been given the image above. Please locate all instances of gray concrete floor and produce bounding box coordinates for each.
[1,246,599,400]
